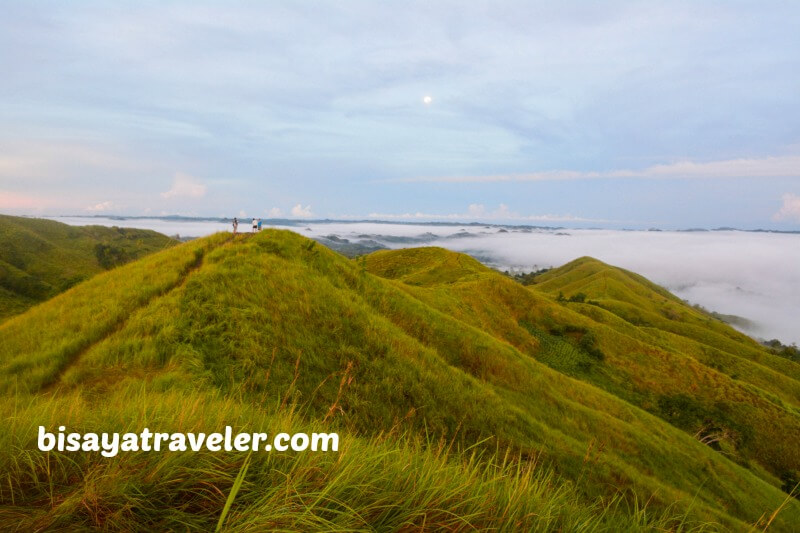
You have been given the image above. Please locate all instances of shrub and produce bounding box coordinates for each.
[578,332,605,361]
[781,470,800,499]
[94,243,129,269]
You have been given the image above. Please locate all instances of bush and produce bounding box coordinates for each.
[578,332,605,361]
[781,470,800,499]
[764,339,800,363]
[94,243,129,269]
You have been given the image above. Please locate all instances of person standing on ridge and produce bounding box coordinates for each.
[252,217,258,233]
[232,217,238,234]
[257,219,263,231]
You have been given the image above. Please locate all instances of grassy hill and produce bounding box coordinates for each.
[0,214,177,321]
[365,251,800,481]
[0,230,798,530]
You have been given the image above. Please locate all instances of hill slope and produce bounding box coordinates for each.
[0,231,798,530]
[365,251,800,482]
[0,214,177,321]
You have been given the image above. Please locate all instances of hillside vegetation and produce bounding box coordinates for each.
[366,251,800,482]
[0,214,176,321]
[0,230,798,530]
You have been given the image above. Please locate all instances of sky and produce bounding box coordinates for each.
[2,1,800,229]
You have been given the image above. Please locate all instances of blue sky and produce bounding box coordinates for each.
[1,1,799,228]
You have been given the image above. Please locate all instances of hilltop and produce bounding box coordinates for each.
[0,230,798,530]
[0,214,176,321]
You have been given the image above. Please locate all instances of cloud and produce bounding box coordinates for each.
[267,207,283,217]
[467,203,486,216]
[86,201,115,212]
[392,155,800,183]
[772,193,800,222]
[366,204,600,223]
[4,4,800,226]
[160,172,207,199]
[291,204,313,217]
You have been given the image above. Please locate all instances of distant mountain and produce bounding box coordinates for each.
[0,214,176,321]
[312,234,387,257]
[0,230,797,530]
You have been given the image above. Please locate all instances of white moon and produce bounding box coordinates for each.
[423,95,433,105]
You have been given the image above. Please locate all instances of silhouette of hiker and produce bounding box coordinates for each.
[232,217,238,234]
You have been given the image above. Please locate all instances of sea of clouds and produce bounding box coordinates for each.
[52,217,800,345]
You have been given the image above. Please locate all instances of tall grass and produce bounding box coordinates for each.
[0,214,176,321]
[366,248,800,491]
[0,387,721,531]
[0,234,227,394]
[0,230,798,530]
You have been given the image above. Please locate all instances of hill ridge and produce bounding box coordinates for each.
[0,214,177,321]
[39,234,231,392]
[1,230,798,530]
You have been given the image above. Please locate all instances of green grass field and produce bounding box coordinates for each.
[1,229,798,530]
[0,214,177,322]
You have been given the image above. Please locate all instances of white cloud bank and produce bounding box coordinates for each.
[161,173,207,199]
[772,193,800,222]
[438,229,800,345]
[85,201,115,212]
[291,204,313,217]
[395,155,800,183]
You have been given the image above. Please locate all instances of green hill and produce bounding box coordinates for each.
[365,251,800,480]
[0,214,177,321]
[0,231,798,530]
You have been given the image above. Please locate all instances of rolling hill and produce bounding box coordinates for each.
[0,229,798,530]
[365,250,800,482]
[0,214,177,321]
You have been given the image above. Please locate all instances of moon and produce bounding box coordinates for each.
[423,95,433,105]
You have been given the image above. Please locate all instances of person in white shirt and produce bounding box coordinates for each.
[252,218,258,233]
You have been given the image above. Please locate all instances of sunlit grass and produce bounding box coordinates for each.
[0,214,176,321]
[0,229,797,530]
[0,387,722,531]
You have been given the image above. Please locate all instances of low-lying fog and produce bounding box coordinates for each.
[52,217,800,345]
